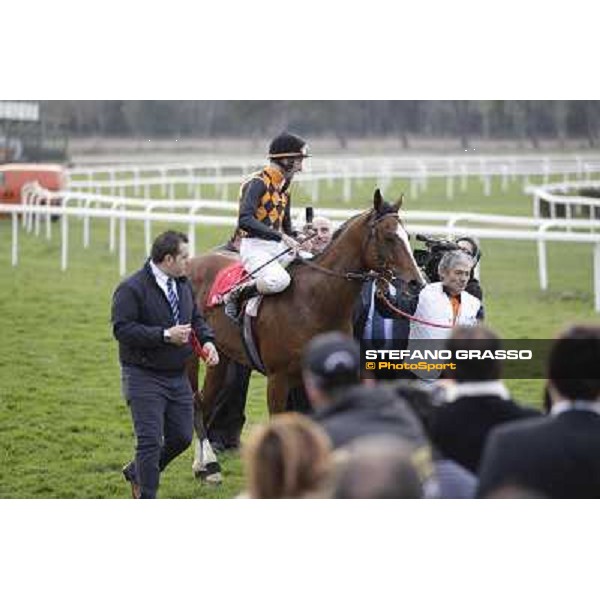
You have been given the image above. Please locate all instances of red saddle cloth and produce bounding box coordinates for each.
[206,261,248,308]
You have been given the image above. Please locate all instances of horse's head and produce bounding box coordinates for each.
[363,189,425,292]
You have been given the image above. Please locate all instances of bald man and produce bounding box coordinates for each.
[306,216,333,254]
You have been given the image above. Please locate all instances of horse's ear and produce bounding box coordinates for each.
[373,188,384,212]
[393,193,404,212]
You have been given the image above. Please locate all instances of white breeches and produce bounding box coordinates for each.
[240,237,294,294]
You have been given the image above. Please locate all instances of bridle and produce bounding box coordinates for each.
[300,210,453,330]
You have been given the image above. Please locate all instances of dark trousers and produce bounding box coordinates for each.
[122,365,194,499]
[207,361,251,450]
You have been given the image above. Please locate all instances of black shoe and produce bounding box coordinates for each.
[224,282,258,323]
[122,462,141,499]
[224,286,244,322]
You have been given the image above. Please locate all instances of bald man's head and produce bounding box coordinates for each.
[309,216,334,254]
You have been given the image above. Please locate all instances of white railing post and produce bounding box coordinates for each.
[484,175,491,197]
[460,164,468,193]
[119,209,127,276]
[537,223,551,291]
[109,199,121,253]
[45,198,52,240]
[343,169,351,203]
[34,191,43,237]
[188,207,196,257]
[83,198,92,248]
[61,211,69,271]
[144,205,153,256]
[538,238,547,290]
[446,173,454,200]
[161,168,167,196]
[12,212,18,266]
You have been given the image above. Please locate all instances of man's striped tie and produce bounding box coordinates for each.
[166,278,180,324]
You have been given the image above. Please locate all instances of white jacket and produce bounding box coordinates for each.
[409,282,481,341]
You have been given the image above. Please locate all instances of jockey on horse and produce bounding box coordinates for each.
[224,132,310,321]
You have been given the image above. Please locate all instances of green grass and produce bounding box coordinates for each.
[0,174,596,498]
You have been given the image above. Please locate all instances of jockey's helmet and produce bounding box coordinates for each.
[268,132,310,160]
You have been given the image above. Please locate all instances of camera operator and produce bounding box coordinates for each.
[456,236,483,301]
[414,234,483,301]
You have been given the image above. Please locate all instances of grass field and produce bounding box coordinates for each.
[0,173,597,498]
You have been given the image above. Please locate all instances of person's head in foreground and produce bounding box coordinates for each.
[547,323,600,406]
[445,324,503,382]
[243,413,332,499]
[332,436,425,499]
[302,331,362,410]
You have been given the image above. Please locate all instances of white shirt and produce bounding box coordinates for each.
[442,380,511,403]
[551,400,600,416]
[150,260,178,302]
[364,282,396,345]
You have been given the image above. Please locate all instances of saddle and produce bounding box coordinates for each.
[207,262,266,374]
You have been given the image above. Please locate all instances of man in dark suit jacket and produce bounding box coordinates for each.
[477,324,600,498]
[427,325,539,474]
[112,230,219,498]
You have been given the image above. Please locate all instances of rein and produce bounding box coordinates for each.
[296,257,379,282]
[376,289,453,329]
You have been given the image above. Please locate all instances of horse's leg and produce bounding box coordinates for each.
[189,357,224,485]
[267,373,290,415]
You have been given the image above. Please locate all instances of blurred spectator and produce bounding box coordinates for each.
[242,413,332,499]
[477,324,600,498]
[303,331,475,498]
[353,279,411,382]
[455,236,483,301]
[427,325,540,474]
[304,216,334,255]
[303,332,425,448]
[332,437,424,499]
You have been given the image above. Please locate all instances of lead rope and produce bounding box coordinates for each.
[376,289,453,329]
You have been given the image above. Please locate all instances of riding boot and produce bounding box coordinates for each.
[224,281,258,322]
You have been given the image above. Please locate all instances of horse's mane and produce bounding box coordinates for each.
[317,199,399,258]
[289,199,400,271]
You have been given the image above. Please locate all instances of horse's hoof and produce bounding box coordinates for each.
[193,461,223,485]
[203,471,223,486]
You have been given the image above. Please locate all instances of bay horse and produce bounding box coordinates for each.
[186,189,425,479]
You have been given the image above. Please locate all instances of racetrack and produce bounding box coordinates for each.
[0,173,596,498]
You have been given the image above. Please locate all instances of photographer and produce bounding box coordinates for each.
[415,234,483,301]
